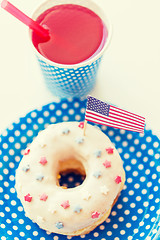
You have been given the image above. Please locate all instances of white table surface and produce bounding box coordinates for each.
[0,0,160,138]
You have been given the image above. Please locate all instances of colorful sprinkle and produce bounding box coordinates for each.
[39,156,47,165]
[103,160,111,168]
[100,185,109,195]
[40,193,48,201]
[74,205,82,213]
[37,216,45,222]
[75,137,84,144]
[62,128,70,134]
[40,143,46,148]
[115,175,122,184]
[94,150,102,158]
[83,191,91,200]
[49,208,56,214]
[55,222,64,229]
[106,147,114,154]
[78,122,84,129]
[93,170,102,179]
[36,175,44,181]
[91,211,100,219]
[61,200,70,209]
[22,164,30,172]
[24,148,30,155]
[24,193,32,202]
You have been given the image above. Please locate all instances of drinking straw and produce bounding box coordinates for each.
[1,0,50,40]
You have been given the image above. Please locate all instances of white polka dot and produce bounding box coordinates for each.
[117,204,123,209]
[13,225,18,230]
[154,186,159,192]
[133,171,138,177]
[0,212,5,218]
[130,203,136,208]
[140,176,146,182]
[136,151,142,157]
[12,213,17,218]
[26,225,31,230]
[133,228,139,234]
[141,189,147,194]
[131,158,137,164]
[93,232,99,237]
[107,231,112,236]
[139,221,144,226]
[147,181,152,187]
[33,231,38,236]
[129,146,135,152]
[19,219,24,224]
[124,210,130,215]
[143,201,149,207]
[98,224,105,231]
[5,207,10,212]
[7,230,12,235]
[125,165,131,171]
[124,153,130,159]
[126,223,131,228]
[54,236,59,240]
[145,225,151,230]
[127,178,133,183]
[20,232,25,237]
[140,232,145,237]
[118,217,124,222]
[27,130,33,136]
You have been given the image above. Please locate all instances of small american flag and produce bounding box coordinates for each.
[85,96,145,133]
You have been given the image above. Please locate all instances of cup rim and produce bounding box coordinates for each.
[29,0,112,69]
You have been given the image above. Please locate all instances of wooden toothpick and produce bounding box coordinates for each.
[83,120,87,136]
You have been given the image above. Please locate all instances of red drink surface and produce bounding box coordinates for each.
[32,4,107,65]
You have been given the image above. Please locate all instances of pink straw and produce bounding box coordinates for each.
[1,0,50,41]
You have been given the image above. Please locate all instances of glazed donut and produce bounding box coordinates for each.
[15,121,125,236]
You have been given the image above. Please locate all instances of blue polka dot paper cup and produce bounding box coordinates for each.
[30,0,112,98]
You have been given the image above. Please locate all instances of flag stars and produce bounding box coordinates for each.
[75,137,84,144]
[115,175,122,184]
[94,150,102,158]
[24,148,30,155]
[62,128,70,135]
[103,160,111,168]
[36,175,44,181]
[24,193,32,202]
[40,193,48,201]
[106,147,114,154]
[74,205,82,213]
[61,200,70,209]
[22,164,30,172]
[91,211,100,219]
[55,222,64,229]
[93,171,102,179]
[78,122,84,129]
[39,156,47,165]
[83,191,91,201]
[100,185,109,195]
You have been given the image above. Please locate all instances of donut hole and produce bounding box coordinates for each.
[57,158,86,189]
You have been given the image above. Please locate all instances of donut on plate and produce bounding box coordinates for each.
[15,121,125,236]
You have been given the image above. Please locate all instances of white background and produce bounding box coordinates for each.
[0,0,160,136]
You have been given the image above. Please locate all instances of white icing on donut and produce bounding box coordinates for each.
[15,122,125,235]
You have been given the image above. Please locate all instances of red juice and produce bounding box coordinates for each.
[31,4,107,65]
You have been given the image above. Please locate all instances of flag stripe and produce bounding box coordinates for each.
[111,105,145,121]
[85,96,145,133]
[109,107,145,124]
[86,110,145,130]
[85,111,144,132]
[86,117,144,133]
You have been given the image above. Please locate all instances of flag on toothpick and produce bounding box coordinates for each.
[85,96,145,133]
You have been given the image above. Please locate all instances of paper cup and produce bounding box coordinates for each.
[30,0,112,98]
